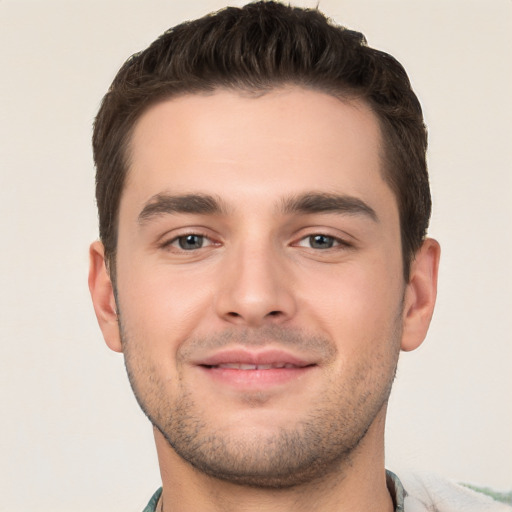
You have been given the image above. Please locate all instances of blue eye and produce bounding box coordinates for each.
[308,234,336,249]
[177,234,205,250]
[295,233,350,250]
[161,232,217,253]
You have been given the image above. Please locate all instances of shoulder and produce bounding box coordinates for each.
[397,472,511,512]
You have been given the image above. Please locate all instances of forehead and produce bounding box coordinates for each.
[123,87,396,220]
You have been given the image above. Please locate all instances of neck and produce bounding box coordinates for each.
[153,410,394,512]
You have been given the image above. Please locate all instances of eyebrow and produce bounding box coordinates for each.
[138,193,227,224]
[280,192,378,222]
[137,191,378,224]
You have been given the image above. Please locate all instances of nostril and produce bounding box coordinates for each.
[222,309,285,324]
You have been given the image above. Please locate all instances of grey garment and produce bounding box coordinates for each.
[387,469,406,511]
[142,470,405,512]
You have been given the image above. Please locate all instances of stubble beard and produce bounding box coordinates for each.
[120,321,402,489]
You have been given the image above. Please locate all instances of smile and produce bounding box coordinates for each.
[195,349,317,390]
[206,363,301,370]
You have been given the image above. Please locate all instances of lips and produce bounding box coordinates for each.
[212,362,300,370]
[194,349,316,389]
[196,349,313,369]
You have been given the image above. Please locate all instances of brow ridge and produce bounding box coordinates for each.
[137,191,378,224]
[138,193,225,224]
[280,192,378,221]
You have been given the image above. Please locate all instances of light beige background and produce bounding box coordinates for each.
[1,1,511,510]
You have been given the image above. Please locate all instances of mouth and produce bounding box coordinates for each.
[204,362,305,370]
[197,348,314,367]
[195,349,317,389]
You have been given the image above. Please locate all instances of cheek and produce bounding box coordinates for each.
[115,262,214,351]
[297,260,404,347]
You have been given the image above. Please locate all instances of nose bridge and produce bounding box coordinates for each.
[215,231,295,326]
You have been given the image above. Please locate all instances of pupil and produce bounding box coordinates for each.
[179,235,203,250]
[310,235,333,249]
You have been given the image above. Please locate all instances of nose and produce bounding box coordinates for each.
[214,241,297,327]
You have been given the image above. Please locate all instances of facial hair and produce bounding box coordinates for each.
[120,320,402,489]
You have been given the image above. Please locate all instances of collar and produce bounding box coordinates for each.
[386,469,406,512]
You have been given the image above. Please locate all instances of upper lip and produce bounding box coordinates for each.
[195,348,315,368]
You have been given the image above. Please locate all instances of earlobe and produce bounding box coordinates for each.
[88,241,123,353]
[401,238,441,352]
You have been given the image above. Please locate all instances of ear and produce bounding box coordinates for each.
[401,238,441,352]
[88,241,122,353]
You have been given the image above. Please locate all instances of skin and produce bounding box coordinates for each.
[89,88,440,512]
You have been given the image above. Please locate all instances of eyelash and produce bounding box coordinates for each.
[294,234,351,250]
[160,232,215,251]
[160,232,351,252]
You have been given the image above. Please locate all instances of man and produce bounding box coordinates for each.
[88,2,507,511]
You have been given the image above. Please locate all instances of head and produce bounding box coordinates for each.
[93,0,430,284]
[89,1,439,490]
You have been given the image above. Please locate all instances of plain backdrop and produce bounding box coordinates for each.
[1,1,511,510]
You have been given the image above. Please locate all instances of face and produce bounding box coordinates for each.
[91,88,430,488]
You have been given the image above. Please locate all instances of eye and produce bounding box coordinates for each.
[296,234,348,250]
[308,234,335,249]
[168,234,212,251]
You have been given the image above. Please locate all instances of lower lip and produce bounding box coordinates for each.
[198,366,315,389]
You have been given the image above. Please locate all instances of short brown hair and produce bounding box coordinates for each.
[93,1,430,281]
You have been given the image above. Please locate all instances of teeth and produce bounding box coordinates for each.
[215,363,297,370]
